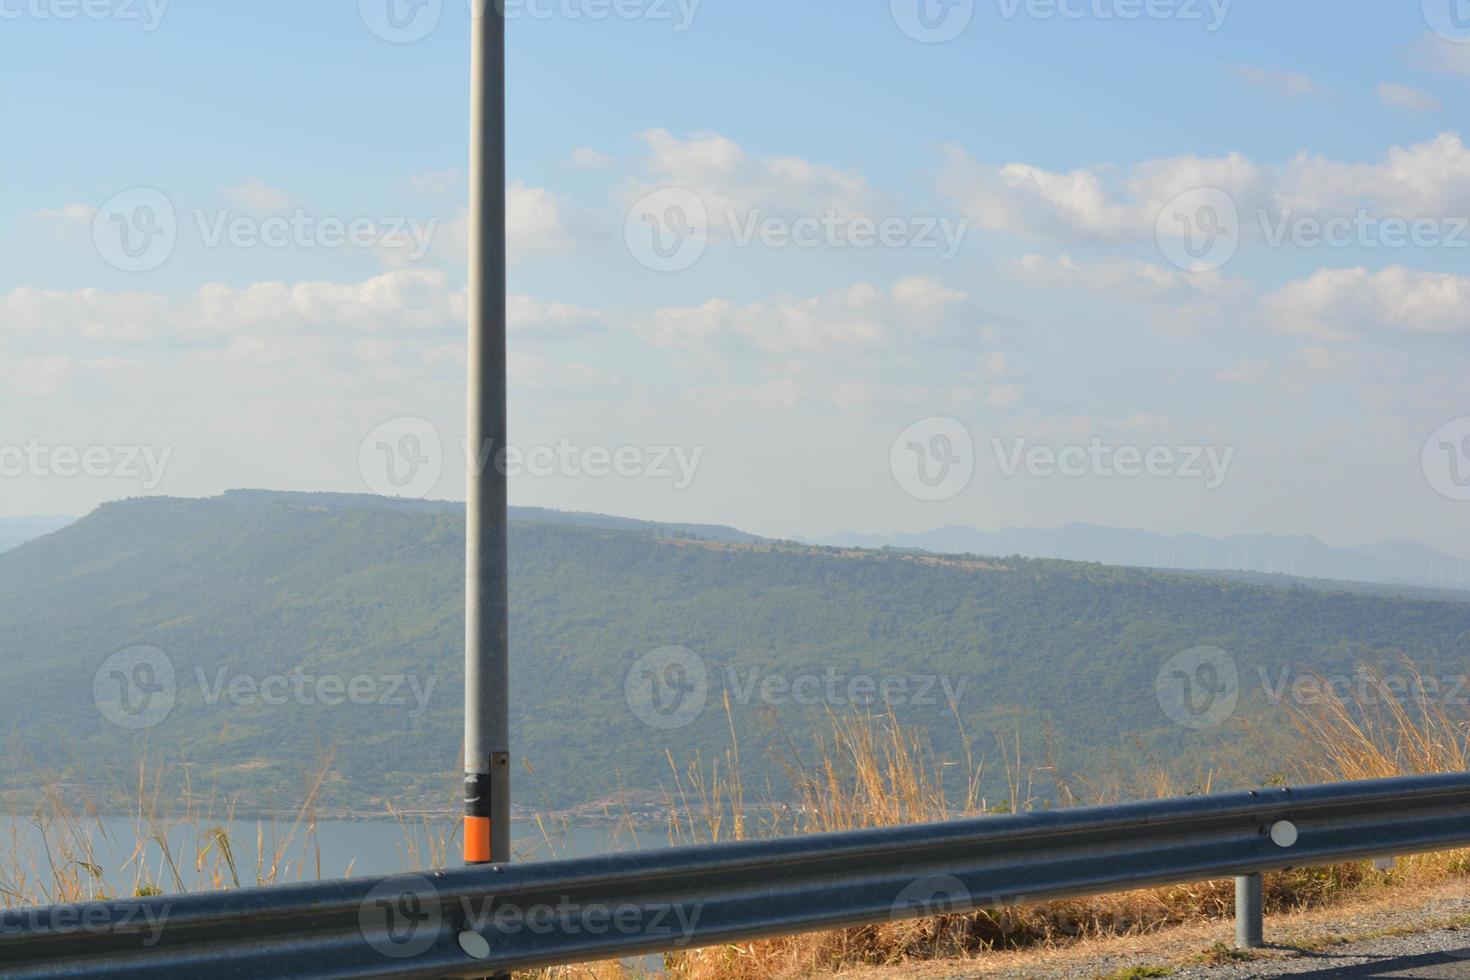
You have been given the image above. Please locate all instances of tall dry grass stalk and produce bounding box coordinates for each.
[0,758,332,908]
[666,661,1470,979]
[1285,660,1470,781]
[0,761,643,980]
[662,708,1223,980]
[1278,660,1470,883]
[5,660,1469,979]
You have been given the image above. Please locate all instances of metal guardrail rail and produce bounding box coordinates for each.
[5,772,1470,978]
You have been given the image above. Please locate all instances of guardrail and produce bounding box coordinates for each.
[5,772,1470,978]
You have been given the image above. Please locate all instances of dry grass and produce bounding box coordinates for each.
[660,710,1241,980]
[0,762,640,980]
[0,758,333,906]
[3,661,1468,980]
[1286,660,1470,780]
[1278,661,1470,881]
[663,662,1470,979]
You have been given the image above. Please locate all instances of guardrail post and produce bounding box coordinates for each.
[1235,873,1264,948]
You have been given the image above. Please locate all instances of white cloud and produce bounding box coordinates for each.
[1264,266,1470,338]
[224,178,291,211]
[631,298,733,350]
[939,145,1265,241]
[631,129,875,222]
[986,384,1023,408]
[508,181,575,253]
[1105,413,1175,433]
[3,287,190,344]
[681,377,801,412]
[828,381,874,410]
[1280,346,1360,395]
[942,132,1470,243]
[1376,82,1441,114]
[1008,253,1238,298]
[1125,153,1268,213]
[33,203,96,227]
[30,203,97,247]
[1275,132,1470,215]
[890,275,968,320]
[570,147,614,169]
[1005,254,1249,337]
[0,272,614,349]
[734,283,894,354]
[1216,359,1272,384]
[509,351,614,389]
[195,269,463,333]
[507,295,607,338]
[996,414,1097,439]
[414,182,580,267]
[1295,345,1358,377]
[0,351,126,398]
[938,150,1137,239]
[632,276,969,355]
[1231,65,1323,98]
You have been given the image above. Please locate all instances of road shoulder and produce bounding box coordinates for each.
[826,881,1470,980]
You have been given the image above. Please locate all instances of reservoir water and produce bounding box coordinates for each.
[0,814,657,899]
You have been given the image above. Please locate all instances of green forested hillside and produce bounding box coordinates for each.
[0,491,1466,814]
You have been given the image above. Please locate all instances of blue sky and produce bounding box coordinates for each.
[3,0,1469,556]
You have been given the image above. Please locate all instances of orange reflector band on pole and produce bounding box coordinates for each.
[465,816,493,863]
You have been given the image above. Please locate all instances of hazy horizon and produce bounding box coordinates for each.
[4,3,1467,556]
[6,487,1468,566]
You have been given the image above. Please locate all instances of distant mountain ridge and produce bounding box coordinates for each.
[809,523,1470,593]
[216,489,762,543]
[0,515,75,554]
[0,493,758,554]
[2,490,1468,815]
[4,496,1462,594]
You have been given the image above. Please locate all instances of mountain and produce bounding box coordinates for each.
[0,515,75,554]
[218,489,762,543]
[810,524,1470,592]
[505,506,760,543]
[1,492,1467,816]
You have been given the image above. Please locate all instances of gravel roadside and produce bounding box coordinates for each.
[824,881,1470,980]
[1195,921,1470,978]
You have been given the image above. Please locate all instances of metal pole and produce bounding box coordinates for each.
[465,0,510,885]
[1235,873,1263,949]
